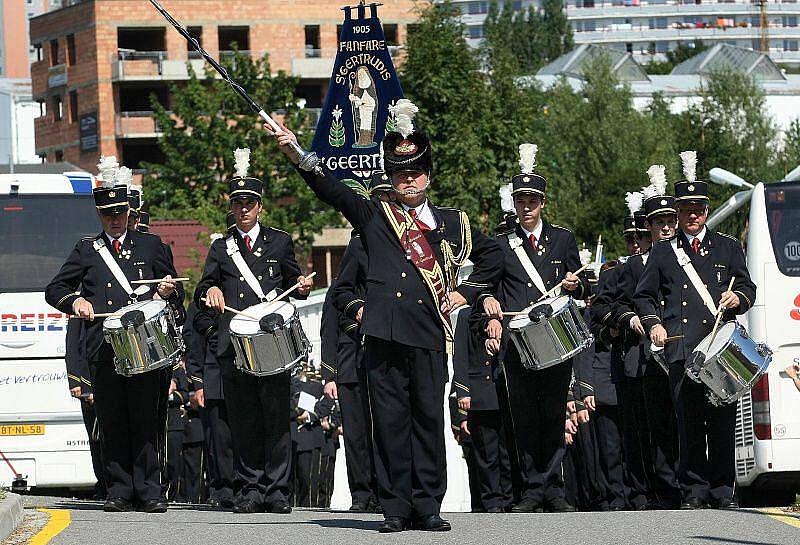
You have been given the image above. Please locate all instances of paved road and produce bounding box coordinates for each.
[6,495,797,545]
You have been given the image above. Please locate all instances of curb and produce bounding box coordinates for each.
[0,492,24,542]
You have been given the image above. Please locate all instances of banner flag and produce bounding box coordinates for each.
[310,3,405,196]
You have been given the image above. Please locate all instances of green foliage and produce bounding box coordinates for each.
[144,50,339,251]
[645,40,709,75]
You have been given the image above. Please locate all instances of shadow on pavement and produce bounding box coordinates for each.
[691,537,783,545]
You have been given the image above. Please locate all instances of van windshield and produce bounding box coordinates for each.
[765,183,800,276]
[0,194,99,292]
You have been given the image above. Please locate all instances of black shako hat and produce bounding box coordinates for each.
[511,143,546,197]
[137,211,150,232]
[675,150,708,203]
[228,147,263,202]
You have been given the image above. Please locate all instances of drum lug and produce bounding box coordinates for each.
[706,391,722,407]
[756,342,772,358]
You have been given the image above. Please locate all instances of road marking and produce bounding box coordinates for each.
[28,508,71,545]
[761,507,800,529]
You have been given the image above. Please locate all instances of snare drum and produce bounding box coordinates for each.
[229,301,310,377]
[103,300,184,377]
[687,321,772,406]
[508,295,593,371]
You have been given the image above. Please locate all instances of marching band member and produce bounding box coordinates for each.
[634,151,756,509]
[194,148,313,514]
[46,156,183,513]
[616,166,681,509]
[480,144,586,513]
[270,101,501,532]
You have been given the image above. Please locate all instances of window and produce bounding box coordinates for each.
[33,43,42,62]
[656,41,669,53]
[69,91,78,123]
[784,39,799,51]
[37,100,46,117]
[66,34,76,65]
[467,25,484,39]
[304,25,320,57]
[117,27,167,55]
[383,24,398,46]
[54,150,64,162]
[783,16,798,28]
[626,42,633,53]
[468,2,489,15]
[49,38,59,66]
[53,95,63,121]
[187,26,202,58]
[218,26,250,52]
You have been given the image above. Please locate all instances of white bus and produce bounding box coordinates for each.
[0,172,99,490]
[734,181,800,506]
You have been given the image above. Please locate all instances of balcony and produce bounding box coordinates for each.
[110,50,240,82]
[292,56,336,79]
[567,3,800,20]
[115,111,167,139]
[573,24,800,43]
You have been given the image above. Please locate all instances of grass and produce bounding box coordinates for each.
[0,488,6,501]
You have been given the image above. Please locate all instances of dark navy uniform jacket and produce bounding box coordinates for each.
[298,167,501,352]
[634,231,756,364]
[46,229,184,363]
[194,224,307,358]
[451,307,503,409]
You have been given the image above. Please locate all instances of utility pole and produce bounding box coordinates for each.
[757,0,769,53]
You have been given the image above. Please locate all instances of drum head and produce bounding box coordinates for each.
[547,295,571,313]
[230,301,296,335]
[699,322,736,357]
[104,299,166,328]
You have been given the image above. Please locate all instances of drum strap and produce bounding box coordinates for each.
[225,236,276,303]
[670,238,717,317]
[506,232,547,296]
[93,238,134,296]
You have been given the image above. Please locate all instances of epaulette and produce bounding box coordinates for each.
[80,234,100,241]
[549,224,570,231]
[267,226,291,237]
[716,232,739,242]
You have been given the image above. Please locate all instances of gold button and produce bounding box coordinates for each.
[660,301,665,306]
[239,276,244,281]
[702,319,708,324]
[484,361,490,366]
[529,301,534,306]
[107,300,113,305]
[239,293,244,298]
[258,275,262,280]
[417,299,423,304]
[683,284,688,289]
[401,272,407,278]
[527,282,533,288]
[485,375,491,381]
[682,302,687,306]
[682,318,688,323]
[107,282,112,288]
[396,292,402,298]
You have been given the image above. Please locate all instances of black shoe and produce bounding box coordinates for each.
[268,500,292,514]
[378,516,410,533]
[415,514,451,531]
[680,497,706,510]
[609,505,626,512]
[349,502,369,512]
[511,498,543,513]
[716,497,739,510]
[546,497,577,513]
[141,499,168,513]
[487,506,505,513]
[103,497,132,512]
[232,499,262,514]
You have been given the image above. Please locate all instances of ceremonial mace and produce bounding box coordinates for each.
[148,0,320,172]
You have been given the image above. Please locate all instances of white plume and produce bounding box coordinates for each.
[518,143,538,174]
[579,248,592,267]
[680,150,697,183]
[234,148,251,178]
[641,184,658,200]
[625,191,644,215]
[646,164,667,196]
[389,99,418,138]
[499,183,514,213]
[97,155,119,188]
[115,166,133,188]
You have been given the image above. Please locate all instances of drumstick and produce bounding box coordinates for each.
[664,335,684,343]
[536,262,592,302]
[200,297,261,321]
[130,277,190,284]
[708,277,736,347]
[263,272,317,308]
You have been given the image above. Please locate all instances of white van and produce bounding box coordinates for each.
[0,171,99,490]
[734,181,800,505]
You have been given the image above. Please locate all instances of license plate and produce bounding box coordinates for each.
[0,424,45,436]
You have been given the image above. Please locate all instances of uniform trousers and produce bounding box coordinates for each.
[80,400,107,499]
[469,408,513,510]
[293,447,323,507]
[365,336,447,519]
[504,349,573,505]
[166,427,184,501]
[338,369,376,505]
[669,361,737,503]
[221,356,291,506]
[182,441,204,503]
[617,377,653,508]
[90,361,163,503]
[642,371,681,506]
[202,400,235,502]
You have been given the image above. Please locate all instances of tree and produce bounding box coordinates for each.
[143,50,339,252]
[645,40,708,75]
[540,0,573,64]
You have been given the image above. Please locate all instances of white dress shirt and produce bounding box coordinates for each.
[683,226,707,247]
[237,223,261,246]
[520,220,543,246]
[402,200,437,229]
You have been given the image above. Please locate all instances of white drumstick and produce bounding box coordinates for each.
[263,272,317,308]
[200,297,261,321]
[131,277,190,285]
[536,263,592,302]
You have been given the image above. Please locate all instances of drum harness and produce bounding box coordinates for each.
[670,239,719,319]
[506,231,549,297]
[93,238,137,300]
[225,236,277,303]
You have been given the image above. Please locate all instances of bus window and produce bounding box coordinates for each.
[765,183,800,276]
[0,194,99,292]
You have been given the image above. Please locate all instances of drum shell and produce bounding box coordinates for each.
[509,296,593,371]
[693,322,772,405]
[103,302,184,377]
[231,311,309,377]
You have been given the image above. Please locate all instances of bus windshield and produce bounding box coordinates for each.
[0,194,99,292]
[765,183,800,277]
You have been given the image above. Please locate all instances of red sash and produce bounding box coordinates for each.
[381,202,454,352]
